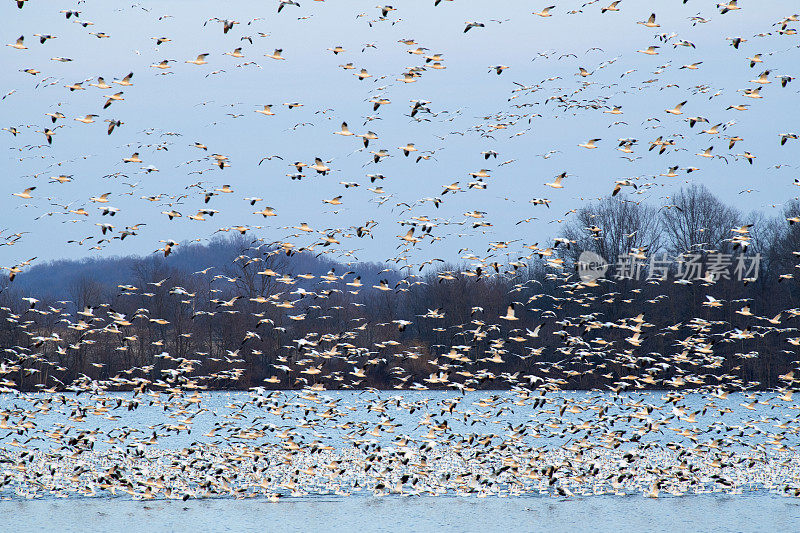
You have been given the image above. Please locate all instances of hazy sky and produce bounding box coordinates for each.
[2,0,799,270]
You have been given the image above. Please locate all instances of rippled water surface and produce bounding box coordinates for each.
[4,493,800,532]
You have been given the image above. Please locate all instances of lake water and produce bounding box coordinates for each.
[4,493,800,532]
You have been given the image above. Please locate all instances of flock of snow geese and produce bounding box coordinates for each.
[2,0,800,501]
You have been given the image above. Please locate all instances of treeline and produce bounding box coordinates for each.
[1,185,800,392]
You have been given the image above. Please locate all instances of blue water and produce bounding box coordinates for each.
[3,492,800,532]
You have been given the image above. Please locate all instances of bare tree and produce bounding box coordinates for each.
[661,184,741,256]
[765,199,800,273]
[69,276,106,310]
[561,196,662,267]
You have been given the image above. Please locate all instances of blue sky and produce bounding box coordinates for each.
[2,0,799,270]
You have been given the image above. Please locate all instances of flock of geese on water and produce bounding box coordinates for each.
[2,388,800,499]
[2,0,800,501]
